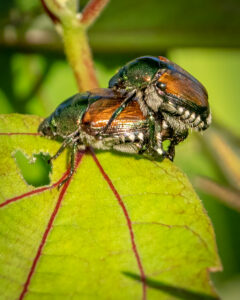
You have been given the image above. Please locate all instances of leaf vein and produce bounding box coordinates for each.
[18,151,84,300]
[89,148,147,300]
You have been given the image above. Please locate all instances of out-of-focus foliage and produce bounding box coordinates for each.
[0,0,240,299]
[1,0,240,52]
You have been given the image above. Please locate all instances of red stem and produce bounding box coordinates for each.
[40,0,61,24]
[81,0,110,27]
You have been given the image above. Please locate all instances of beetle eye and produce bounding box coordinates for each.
[40,125,52,137]
[157,82,166,91]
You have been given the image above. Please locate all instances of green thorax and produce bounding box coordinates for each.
[108,56,161,91]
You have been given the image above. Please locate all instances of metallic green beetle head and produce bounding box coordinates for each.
[38,93,89,140]
[38,115,56,138]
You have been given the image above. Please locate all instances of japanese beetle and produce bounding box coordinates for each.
[108,56,211,132]
[38,55,211,185]
[39,88,172,155]
[39,88,172,185]
[105,55,211,160]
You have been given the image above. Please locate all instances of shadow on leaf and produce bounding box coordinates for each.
[123,271,219,300]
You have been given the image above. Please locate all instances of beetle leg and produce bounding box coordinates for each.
[138,136,166,161]
[48,129,81,163]
[48,138,72,163]
[166,143,175,161]
[155,120,164,150]
[166,131,188,161]
[58,142,78,189]
[98,90,136,136]
[147,115,166,158]
[148,114,155,148]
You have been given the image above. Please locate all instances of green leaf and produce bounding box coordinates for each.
[0,114,221,300]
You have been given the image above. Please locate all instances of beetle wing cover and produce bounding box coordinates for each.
[82,96,146,135]
[158,56,209,108]
[83,98,146,127]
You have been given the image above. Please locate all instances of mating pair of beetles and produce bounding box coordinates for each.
[39,56,211,182]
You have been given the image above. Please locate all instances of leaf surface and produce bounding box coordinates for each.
[0,114,221,300]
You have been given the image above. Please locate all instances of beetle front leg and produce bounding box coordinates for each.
[48,129,80,163]
[48,138,72,164]
[58,142,78,189]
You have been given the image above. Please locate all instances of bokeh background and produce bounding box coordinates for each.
[1,1,240,299]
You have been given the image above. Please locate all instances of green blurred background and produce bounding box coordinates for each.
[1,0,240,299]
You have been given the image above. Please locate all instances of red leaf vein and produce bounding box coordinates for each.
[0,133,40,136]
[0,171,68,208]
[89,149,147,300]
[18,151,84,300]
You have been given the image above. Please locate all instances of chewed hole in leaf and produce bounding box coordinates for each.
[14,150,52,187]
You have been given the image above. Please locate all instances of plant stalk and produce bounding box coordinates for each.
[62,19,99,90]
[41,0,111,91]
